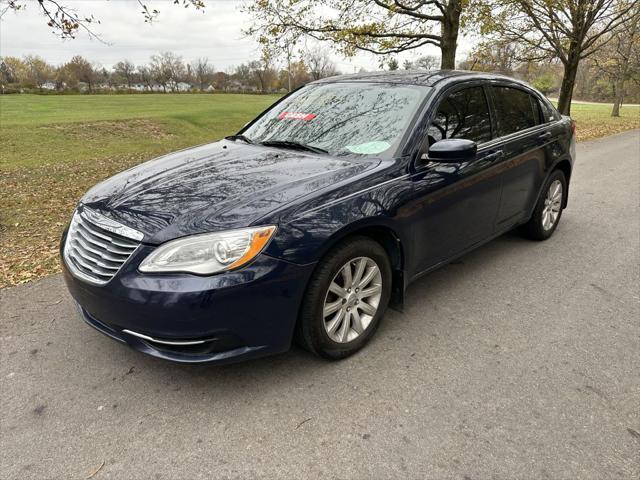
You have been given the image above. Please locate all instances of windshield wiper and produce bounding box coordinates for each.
[224,134,254,144]
[259,140,328,155]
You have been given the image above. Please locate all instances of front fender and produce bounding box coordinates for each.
[264,190,410,266]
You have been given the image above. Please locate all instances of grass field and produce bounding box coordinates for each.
[0,94,279,286]
[1,93,639,287]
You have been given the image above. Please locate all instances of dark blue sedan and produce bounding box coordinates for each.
[61,71,576,364]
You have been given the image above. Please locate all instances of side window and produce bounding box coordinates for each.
[531,96,542,124]
[493,86,539,136]
[540,98,561,123]
[428,86,492,145]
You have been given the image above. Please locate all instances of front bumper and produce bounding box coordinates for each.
[62,238,315,364]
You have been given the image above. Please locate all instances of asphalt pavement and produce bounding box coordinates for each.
[1,130,639,479]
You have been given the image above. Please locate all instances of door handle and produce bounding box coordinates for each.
[484,150,504,161]
[538,131,553,141]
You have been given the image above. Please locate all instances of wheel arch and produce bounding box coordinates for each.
[312,220,407,310]
[553,159,572,208]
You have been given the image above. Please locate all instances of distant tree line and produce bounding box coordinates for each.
[0,48,339,95]
[5,0,639,116]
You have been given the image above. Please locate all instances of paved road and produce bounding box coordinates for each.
[1,130,639,480]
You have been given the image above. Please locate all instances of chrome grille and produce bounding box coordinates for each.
[64,208,143,285]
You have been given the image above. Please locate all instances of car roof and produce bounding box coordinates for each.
[312,70,528,88]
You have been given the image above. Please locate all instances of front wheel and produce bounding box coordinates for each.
[521,170,567,241]
[296,237,392,360]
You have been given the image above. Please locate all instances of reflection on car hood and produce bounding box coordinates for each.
[81,141,379,243]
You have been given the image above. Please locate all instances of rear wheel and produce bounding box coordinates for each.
[521,170,567,240]
[296,237,392,360]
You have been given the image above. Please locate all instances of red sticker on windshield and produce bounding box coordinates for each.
[277,111,317,121]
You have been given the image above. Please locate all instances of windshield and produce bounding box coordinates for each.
[241,82,429,157]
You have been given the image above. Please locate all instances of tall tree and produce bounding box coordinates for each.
[62,55,96,92]
[414,55,439,70]
[23,55,54,90]
[243,1,467,69]
[306,47,338,81]
[248,56,277,93]
[1,0,205,40]
[591,3,640,116]
[113,60,136,89]
[480,0,640,114]
[461,40,519,74]
[212,71,231,91]
[137,65,153,90]
[150,52,186,92]
[0,56,27,86]
[191,58,215,90]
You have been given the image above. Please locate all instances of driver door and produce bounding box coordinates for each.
[409,83,504,274]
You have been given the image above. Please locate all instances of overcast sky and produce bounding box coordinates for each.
[0,0,470,72]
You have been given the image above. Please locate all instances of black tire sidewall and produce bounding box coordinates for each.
[524,170,567,240]
[298,236,392,359]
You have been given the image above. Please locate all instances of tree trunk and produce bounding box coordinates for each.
[557,48,580,115]
[611,79,624,117]
[440,0,461,69]
[286,50,292,92]
[611,98,621,117]
[611,13,639,117]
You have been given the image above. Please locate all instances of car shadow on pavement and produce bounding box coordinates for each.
[79,228,540,395]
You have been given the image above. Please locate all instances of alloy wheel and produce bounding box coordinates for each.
[542,179,563,231]
[322,256,383,343]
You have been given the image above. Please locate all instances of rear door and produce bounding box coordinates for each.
[487,84,553,228]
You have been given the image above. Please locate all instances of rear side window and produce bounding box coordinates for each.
[493,86,539,136]
[428,86,492,144]
[540,98,561,123]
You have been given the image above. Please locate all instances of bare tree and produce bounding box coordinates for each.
[150,52,186,92]
[414,55,439,70]
[306,47,337,81]
[248,56,276,93]
[481,0,640,114]
[243,0,466,69]
[192,57,214,90]
[591,3,640,115]
[1,0,205,41]
[461,40,520,74]
[137,65,153,90]
[113,60,136,89]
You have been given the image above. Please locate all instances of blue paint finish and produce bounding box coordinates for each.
[61,71,575,364]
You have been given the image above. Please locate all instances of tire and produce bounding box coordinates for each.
[521,170,567,241]
[296,236,392,360]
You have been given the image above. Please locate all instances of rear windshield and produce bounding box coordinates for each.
[242,82,429,157]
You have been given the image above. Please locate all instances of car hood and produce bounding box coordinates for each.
[81,140,379,244]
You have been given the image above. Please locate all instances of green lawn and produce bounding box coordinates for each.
[1,93,280,169]
[0,93,638,288]
[559,102,640,141]
[0,93,279,287]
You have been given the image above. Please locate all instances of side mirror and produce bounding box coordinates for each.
[423,138,477,163]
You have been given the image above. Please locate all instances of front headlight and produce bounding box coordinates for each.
[139,226,276,275]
